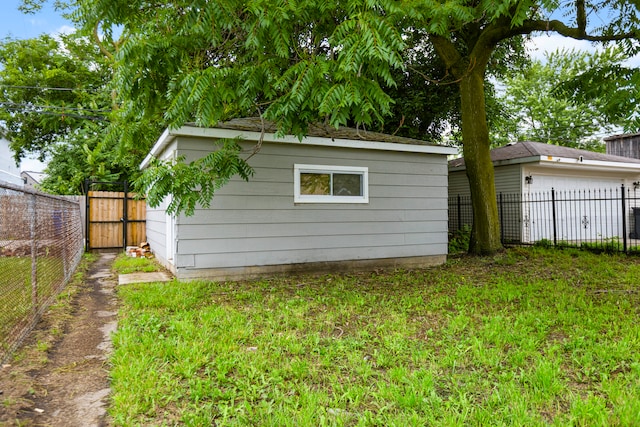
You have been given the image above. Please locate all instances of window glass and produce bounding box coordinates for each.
[332,173,362,196]
[294,164,368,204]
[300,173,330,195]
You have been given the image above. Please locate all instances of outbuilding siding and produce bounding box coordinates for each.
[494,164,523,195]
[448,141,640,245]
[448,171,471,197]
[144,138,177,270]
[150,136,449,279]
[449,164,521,198]
[145,206,168,266]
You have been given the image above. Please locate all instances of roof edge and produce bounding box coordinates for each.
[141,125,457,169]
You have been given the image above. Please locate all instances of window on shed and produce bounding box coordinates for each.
[294,164,368,203]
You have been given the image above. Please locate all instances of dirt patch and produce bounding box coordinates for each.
[0,253,117,427]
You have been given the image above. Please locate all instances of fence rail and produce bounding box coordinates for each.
[450,186,640,252]
[0,181,84,363]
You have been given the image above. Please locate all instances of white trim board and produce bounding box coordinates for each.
[141,126,457,169]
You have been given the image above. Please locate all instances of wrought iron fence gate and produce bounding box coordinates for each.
[449,185,640,253]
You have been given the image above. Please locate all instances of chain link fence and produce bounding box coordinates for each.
[0,181,84,364]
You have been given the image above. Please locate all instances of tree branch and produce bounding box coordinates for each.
[478,4,638,54]
[505,19,638,43]
[428,34,461,69]
[576,0,587,36]
[92,22,114,60]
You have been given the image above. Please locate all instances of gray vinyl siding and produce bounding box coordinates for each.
[143,139,177,270]
[145,206,168,266]
[167,136,449,272]
[494,165,524,242]
[494,165,523,195]
[448,170,471,197]
[448,164,522,198]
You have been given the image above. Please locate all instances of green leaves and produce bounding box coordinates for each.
[136,139,254,216]
[85,0,410,135]
[0,34,107,161]
[493,47,634,149]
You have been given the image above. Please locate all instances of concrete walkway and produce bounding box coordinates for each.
[118,271,173,285]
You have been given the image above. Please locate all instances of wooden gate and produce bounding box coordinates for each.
[85,181,146,251]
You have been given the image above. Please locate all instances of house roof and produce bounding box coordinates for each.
[604,132,640,141]
[142,118,457,169]
[214,117,442,146]
[21,171,46,184]
[449,141,640,169]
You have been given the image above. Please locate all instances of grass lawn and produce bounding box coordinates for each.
[0,256,65,342]
[110,247,640,426]
[112,253,164,274]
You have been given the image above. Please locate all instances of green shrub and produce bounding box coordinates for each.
[581,237,621,254]
[534,238,553,249]
[449,224,471,254]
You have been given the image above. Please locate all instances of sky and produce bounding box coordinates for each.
[526,33,640,68]
[1,0,73,41]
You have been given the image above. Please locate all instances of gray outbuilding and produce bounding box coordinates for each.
[141,118,457,281]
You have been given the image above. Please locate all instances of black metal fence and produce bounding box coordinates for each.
[449,185,640,252]
[0,181,84,364]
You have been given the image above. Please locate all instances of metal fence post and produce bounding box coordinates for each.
[85,179,90,251]
[457,195,462,232]
[551,188,557,246]
[30,193,37,314]
[622,184,627,253]
[123,180,129,250]
[499,193,505,244]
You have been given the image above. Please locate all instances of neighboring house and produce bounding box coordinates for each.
[605,132,640,159]
[449,141,640,243]
[0,137,23,186]
[141,118,457,281]
[21,171,47,189]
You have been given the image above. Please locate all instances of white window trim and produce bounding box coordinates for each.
[294,164,369,204]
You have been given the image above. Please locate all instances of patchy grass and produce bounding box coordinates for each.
[112,253,162,274]
[0,256,67,346]
[110,247,640,426]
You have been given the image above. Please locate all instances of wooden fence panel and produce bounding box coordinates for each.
[127,197,147,246]
[88,191,145,250]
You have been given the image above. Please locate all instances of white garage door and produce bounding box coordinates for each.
[525,174,624,242]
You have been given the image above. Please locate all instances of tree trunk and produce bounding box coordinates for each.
[459,68,503,255]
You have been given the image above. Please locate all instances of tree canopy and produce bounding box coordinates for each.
[26,0,640,253]
[0,32,153,194]
[493,47,634,151]
[0,34,109,162]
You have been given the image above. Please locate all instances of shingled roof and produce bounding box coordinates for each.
[449,141,640,168]
[191,117,444,147]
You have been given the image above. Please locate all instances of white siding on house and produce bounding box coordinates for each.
[0,138,22,186]
[522,166,625,193]
[157,137,449,279]
[521,166,631,243]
